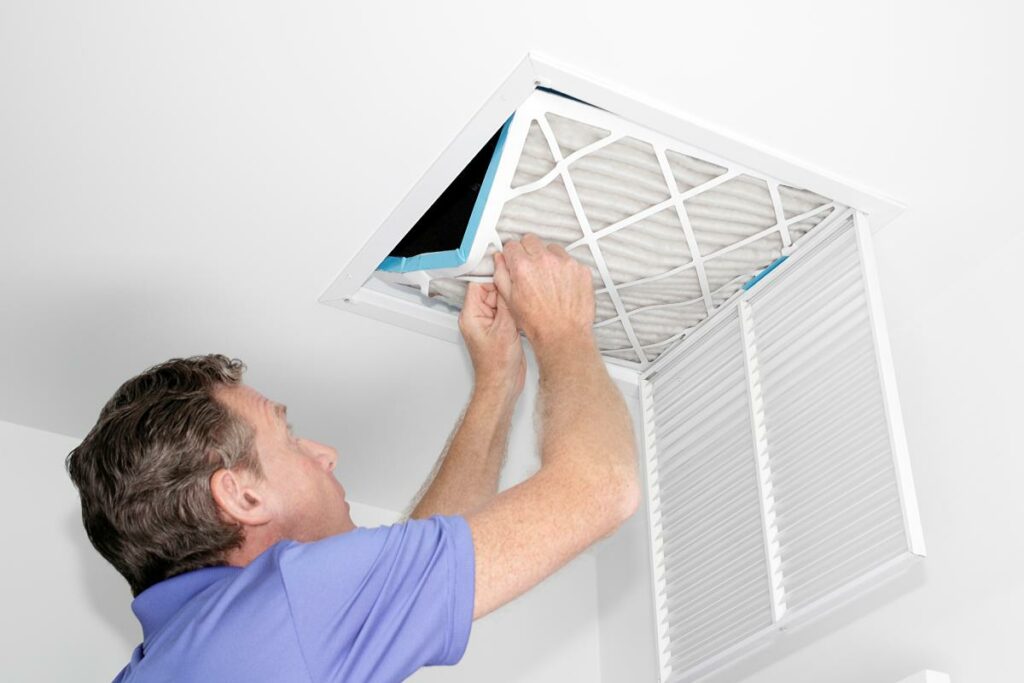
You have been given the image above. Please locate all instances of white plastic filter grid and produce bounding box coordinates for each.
[386,91,845,368]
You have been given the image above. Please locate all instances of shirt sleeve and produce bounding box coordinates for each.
[276,514,475,682]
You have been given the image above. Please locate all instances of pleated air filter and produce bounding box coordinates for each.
[372,90,844,368]
[321,57,922,683]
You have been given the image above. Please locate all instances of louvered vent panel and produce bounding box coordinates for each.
[645,310,774,678]
[747,218,910,610]
[641,212,923,682]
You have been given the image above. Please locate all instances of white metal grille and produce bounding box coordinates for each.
[641,212,924,682]
[643,310,775,676]
[747,223,909,610]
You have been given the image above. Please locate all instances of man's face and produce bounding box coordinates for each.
[216,383,355,541]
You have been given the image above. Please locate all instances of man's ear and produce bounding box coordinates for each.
[210,468,272,526]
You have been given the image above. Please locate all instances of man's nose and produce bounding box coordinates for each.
[306,439,338,472]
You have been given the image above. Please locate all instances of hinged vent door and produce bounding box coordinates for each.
[641,211,924,683]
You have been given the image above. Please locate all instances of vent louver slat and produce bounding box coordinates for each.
[643,310,776,680]
[749,223,910,612]
[641,213,924,682]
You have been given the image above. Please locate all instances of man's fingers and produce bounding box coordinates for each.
[521,233,543,255]
[501,240,525,273]
[546,243,571,260]
[492,252,512,301]
[495,283,514,319]
[458,283,479,332]
[464,281,483,307]
[460,282,490,322]
[481,283,498,310]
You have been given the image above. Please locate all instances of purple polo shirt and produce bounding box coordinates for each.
[113,515,475,683]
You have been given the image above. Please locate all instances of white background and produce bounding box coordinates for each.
[1,1,1021,681]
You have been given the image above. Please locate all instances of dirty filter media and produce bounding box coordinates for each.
[424,107,841,366]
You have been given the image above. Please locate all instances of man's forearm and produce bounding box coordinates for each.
[535,333,637,504]
[407,384,516,519]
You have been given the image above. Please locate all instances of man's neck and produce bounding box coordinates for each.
[223,527,278,567]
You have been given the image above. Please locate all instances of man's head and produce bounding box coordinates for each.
[66,354,354,597]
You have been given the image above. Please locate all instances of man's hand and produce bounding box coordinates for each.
[491,233,595,354]
[458,280,526,400]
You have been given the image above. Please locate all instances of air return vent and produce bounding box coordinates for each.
[320,55,922,682]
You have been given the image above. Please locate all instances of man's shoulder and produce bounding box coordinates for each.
[270,518,441,579]
[272,516,467,568]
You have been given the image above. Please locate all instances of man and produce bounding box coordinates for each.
[67,234,640,682]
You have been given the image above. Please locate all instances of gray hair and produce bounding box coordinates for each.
[66,354,262,596]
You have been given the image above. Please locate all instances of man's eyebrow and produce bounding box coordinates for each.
[273,403,288,422]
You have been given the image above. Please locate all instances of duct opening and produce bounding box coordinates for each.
[380,121,510,272]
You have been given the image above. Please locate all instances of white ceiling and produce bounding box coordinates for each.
[1,1,1020,512]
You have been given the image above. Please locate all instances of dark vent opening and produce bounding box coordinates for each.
[388,126,505,259]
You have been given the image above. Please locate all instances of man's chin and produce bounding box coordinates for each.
[337,503,356,534]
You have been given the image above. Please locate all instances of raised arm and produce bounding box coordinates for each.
[464,234,640,620]
[405,281,525,520]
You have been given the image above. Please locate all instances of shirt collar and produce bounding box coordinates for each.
[131,566,240,642]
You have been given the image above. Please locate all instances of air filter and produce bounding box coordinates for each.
[373,90,843,368]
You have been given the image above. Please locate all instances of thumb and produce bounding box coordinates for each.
[492,266,523,338]
[495,281,515,325]
[492,253,512,303]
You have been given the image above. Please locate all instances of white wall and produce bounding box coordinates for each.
[0,419,600,683]
[592,395,660,683]
[0,420,140,682]
[594,495,660,683]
